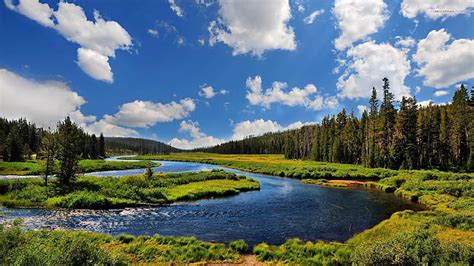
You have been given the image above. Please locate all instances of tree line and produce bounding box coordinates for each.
[105,137,179,155]
[201,79,474,171]
[0,117,105,163]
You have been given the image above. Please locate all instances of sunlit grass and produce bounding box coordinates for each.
[0,159,159,175]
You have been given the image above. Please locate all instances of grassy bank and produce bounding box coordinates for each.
[0,220,246,265]
[0,159,159,176]
[0,170,259,209]
[129,153,474,264]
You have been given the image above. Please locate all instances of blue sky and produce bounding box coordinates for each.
[1,0,473,149]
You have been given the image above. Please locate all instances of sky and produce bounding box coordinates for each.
[1,0,473,149]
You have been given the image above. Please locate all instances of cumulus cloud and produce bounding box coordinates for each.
[333,0,389,50]
[0,68,141,136]
[147,29,159,37]
[413,29,474,88]
[303,9,324,24]
[208,0,296,56]
[103,98,196,128]
[198,85,228,99]
[168,120,224,149]
[246,75,338,110]
[395,36,416,48]
[83,120,139,137]
[433,90,449,97]
[168,0,184,17]
[0,68,86,128]
[77,48,113,83]
[5,0,132,83]
[231,119,313,140]
[357,105,368,116]
[337,41,411,100]
[400,0,474,20]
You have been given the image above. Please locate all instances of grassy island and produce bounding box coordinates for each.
[0,169,259,209]
[0,159,160,176]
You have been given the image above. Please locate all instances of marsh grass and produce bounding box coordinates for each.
[0,159,159,175]
[0,220,243,265]
[0,170,259,209]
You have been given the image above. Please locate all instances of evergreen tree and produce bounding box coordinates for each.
[99,133,106,158]
[450,85,470,168]
[4,125,24,162]
[56,117,82,185]
[89,134,98,159]
[41,132,57,187]
[378,78,396,168]
[368,87,378,168]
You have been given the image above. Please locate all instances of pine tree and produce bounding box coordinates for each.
[4,125,24,162]
[89,134,98,159]
[379,78,396,168]
[368,87,378,167]
[56,117,82,185]
[41,132,57,187]
[450,85,470,168]
[99,133,106,158]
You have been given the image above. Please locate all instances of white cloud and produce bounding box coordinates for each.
[415,86,421,94]
[246,75,338,110]
[337,41,411,100]
[83,120,139,137]
[147,29,159,37]
[168,0,184,17]
[168,120,224,149]
[198,38,205,45]
[434,90,449,97]
[5,0,132,83]
[208,0,296,56]
[77,48,113,83]
[104,98,196,128]
[4,0,53,27]
[333,0,389,50]
[357,105,368,115]
[297,3,305,13]
[400,0,474,20]
[303,9,324,24]
[0,68,86,128]
[199,86,216,98]
[199,85,228,98]
[395,36,416,48]
[231,119,313,140]
[413,29,474,89]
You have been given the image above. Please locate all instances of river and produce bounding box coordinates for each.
[0,158,421,246]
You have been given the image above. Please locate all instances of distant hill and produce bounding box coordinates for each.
[105,137,181,155]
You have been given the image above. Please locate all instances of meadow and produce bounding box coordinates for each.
[0,159,159,176]
[0,169,259,209]
[0,219,246,265]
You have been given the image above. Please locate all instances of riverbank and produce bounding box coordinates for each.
[0,170,260,209]
[127,153,474,264]
[0,219,248,265]
[0,159,160,176]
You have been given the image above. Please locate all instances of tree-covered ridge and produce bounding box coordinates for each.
[200,80,474,171]
[105,137,180,155]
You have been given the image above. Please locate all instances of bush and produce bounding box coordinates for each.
[116,234,135,243]
[352,230,448,265]
[229,239,248,253]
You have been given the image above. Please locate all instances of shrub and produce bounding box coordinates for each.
[229,239,248,253]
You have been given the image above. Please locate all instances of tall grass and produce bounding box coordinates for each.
[0,170,259,209]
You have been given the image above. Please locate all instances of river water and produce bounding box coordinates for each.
[0,159,421,246]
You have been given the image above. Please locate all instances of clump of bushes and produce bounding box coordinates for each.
[253,238,351,265]
[351,229,473,265]
[229,239,248,253]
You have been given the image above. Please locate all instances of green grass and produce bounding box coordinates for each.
[0,169,259,209]
[0,159,159,175]
[0,220,244,265]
